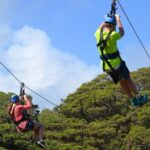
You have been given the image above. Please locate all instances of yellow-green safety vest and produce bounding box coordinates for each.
[95,28,122,71]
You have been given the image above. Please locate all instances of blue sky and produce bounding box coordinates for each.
[7,0,149,68]
[0,0,149,109]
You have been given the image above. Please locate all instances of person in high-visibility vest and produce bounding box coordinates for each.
[95,14,148,106]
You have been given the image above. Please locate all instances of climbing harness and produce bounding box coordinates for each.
[97,30,113,71]
[97,29,121,72]
[10,105,30,126]
[8,104,31,133]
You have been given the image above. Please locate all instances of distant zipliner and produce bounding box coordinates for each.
[7,83,46,149]
[94,0,148,106]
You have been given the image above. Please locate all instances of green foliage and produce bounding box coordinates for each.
[1,67,150,149]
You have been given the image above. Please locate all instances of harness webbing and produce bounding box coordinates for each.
[97,29,121,72]
[97,30,115,71]
[10,105,30,125]
[100,51,120,61]
[97,29,112,48]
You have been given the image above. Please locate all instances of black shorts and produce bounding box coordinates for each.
[107,61,130,84]
[25,120,34,131]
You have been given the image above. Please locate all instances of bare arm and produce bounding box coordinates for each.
[99,22,106,30]
[116,14,124,37]
[21,95,32,110]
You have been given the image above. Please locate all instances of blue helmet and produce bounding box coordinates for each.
[10,95,20,103]
[105,15,116,26]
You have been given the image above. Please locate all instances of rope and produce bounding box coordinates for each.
[117,0,150,60]
[25,86,58,107]
[0,61,58,107]
[0,62,22,83]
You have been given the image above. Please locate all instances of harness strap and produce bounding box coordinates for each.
[100,51,120,61]
[96,29,112,48]
[97,29,122,72]
[10,105,30,126]
[97,30,116,71]
[13,118,27,125]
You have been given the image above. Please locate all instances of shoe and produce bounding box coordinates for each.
[137,95,148,106]
[131,97,138,106]
[35,140,46,148]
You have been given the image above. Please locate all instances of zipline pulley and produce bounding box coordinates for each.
[105,0,117,22]
[110,0,117,16]
[20,82,25,97]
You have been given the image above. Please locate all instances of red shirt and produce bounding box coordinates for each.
[11,99,31,130]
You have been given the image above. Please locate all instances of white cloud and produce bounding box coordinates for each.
[0,25,100,109]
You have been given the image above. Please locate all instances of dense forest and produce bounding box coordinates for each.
[0,67,150,150]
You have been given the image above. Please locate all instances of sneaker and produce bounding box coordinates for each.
[35,140,46,148]
[137,95,148,106]
[131,97,138,106]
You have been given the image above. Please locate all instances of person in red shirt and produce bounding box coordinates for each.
[8,94,46,148]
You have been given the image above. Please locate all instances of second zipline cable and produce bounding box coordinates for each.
[117,0,150,60]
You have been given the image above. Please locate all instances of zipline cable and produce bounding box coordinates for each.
[0,61,58,107]
[117,0,150,60]
[25,86,58,107]
[0,62,22,83]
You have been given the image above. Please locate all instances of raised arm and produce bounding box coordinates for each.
[116,14,124,37]
[21,95,32,110]
[99,22,106,30]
